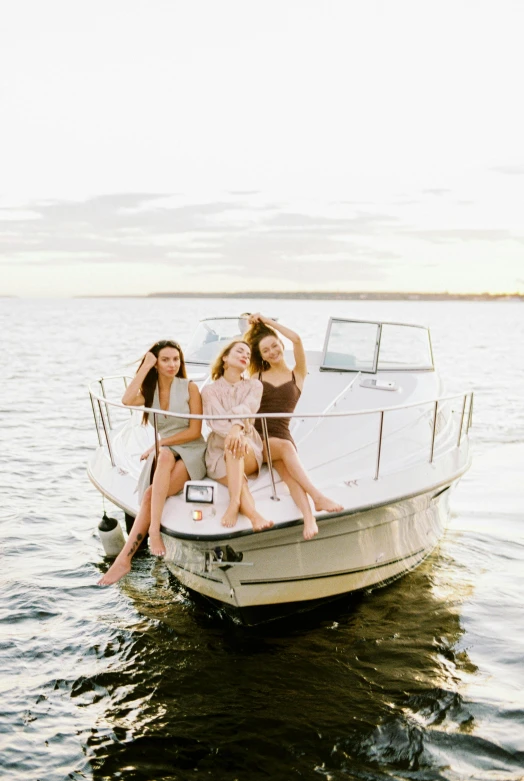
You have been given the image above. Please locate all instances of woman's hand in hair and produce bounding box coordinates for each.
[225,424,248,459]
[248,312,268,326]
[143,351,158,370]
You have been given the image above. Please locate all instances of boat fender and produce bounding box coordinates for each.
[98,513,125,558]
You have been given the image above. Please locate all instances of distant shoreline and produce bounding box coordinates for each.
[74,291,524,301]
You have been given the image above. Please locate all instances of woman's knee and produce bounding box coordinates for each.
[157,448,174,468]
[278,440,295,458]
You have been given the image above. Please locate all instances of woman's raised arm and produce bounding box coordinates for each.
[249,313,307,380]
[121,351,156,406]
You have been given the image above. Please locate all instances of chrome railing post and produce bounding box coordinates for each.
[430,400,439,463]
[97,399,115,467]
[374,410,384,480]
[153,413,160,462]
[90,392,103,447]
[261,417,280,501]
[100,379,113,429]
[467,392,474,431]
[457,394,467,447]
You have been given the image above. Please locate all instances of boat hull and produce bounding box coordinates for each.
[162,481,453,624]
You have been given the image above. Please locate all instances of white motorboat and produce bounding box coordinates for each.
[88,316,473,624]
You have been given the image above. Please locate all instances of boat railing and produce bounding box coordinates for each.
[89,377,473,498]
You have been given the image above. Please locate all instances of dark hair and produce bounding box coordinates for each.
[210,340,250,381]
[244,321,282,375]
[140,340,187,424]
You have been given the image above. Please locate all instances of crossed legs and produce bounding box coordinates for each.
[272,460,318,540]
[97,448,189,586]
[217,448,273,532]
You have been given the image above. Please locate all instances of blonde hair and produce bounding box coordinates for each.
[210,340,250,381]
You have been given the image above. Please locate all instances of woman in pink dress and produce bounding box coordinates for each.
[201,341,274,532]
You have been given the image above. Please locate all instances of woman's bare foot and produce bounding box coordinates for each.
[97,558,131,586]
[312,493,343,513]
[303,516,319,541]
[149,531,166,557]
[221,502,240,528]
[250,513,274,532]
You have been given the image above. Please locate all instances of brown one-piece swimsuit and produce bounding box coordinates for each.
[255,371,301,445]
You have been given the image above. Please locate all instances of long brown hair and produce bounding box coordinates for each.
[244,321,282,375]
[140,339,187,424]
[210,340,250,381]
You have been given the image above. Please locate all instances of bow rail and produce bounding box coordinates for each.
[88,376,473,496]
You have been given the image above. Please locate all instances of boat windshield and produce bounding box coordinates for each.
[185,317,251,364]
[321,318,434,372]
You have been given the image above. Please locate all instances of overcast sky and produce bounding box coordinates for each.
[1,0,523,296]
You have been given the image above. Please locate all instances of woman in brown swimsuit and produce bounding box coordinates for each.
[245,314,343,540]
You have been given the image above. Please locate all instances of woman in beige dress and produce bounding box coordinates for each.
[201,340,274,532]
[98,339,206,585]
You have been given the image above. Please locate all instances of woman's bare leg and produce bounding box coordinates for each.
[217,450,244,527]
[267,438,343,513]
[273,460,318,540]
[238,453,274,531]
[97,485,153,585]
[218,449,273,531]
[97,458,189,585]
[150,449,189,556]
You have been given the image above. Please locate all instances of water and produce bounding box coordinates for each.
[1,298,523,781]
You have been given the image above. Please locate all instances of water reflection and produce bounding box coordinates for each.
[80,554,482,781]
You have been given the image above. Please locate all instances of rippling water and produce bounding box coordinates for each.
[1,298,523,780]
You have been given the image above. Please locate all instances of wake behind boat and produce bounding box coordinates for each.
[88,315,473,624]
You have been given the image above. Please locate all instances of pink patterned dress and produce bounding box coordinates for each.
[201,377,264,480]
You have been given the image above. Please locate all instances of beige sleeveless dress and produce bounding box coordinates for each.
[136,378,207,501]
[152,379,207,479]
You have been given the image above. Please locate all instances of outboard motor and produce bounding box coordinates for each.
[98,512,125,557]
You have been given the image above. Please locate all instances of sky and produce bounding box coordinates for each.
[1,0,523,297]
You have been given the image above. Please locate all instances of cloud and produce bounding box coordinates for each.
[401,228,524,244]
[0,194,402,276]
[0,209,42,221]
[421,188,451,196]
[491,165,524,176]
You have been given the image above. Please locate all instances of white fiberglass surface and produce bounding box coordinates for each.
[104,366,444,490]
